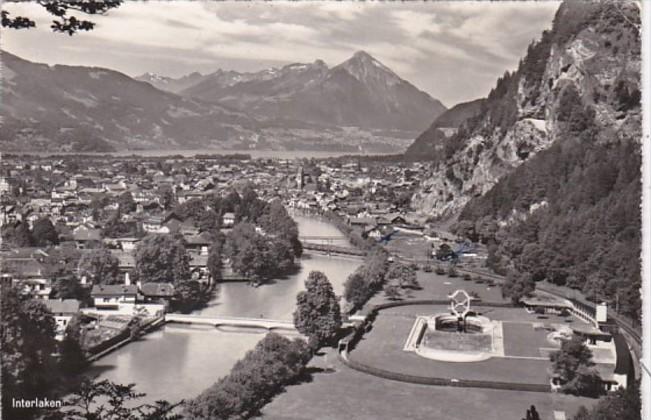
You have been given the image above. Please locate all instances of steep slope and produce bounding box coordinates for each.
[414,1,641,319]
[0,51,258,151]
[404,98,484,158]
[412,1,640,219]
[181,51,446,132]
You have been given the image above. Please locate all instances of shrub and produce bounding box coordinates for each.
[185,333,311,419]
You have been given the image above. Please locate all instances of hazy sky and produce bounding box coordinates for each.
[1,1,560,107]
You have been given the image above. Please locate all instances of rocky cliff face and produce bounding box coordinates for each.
[412,1,641,220]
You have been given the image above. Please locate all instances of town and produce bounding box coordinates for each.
[0,152,639,420]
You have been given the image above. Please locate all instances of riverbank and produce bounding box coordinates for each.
[89,215,363,404]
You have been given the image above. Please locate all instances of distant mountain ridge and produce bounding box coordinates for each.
[1,50,445,152]
[0,51,258,152]
[141,51,446,132]
[135,71,208,94]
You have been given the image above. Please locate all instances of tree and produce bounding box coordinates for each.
[1,222,34,247]
[206,234,225,281]
[51,275,91,305]
[197,208,221,236]
[387,262,419,289]
[1,287,57,418]
[501,270,535,304]
[224,223,295,281]
[293,271,342,347]
[175,198,205,221]
[572,382,640,420]
[222,189,241,214]
[237,184,266,223]
[173,280,207,313]
[57,379,182,420]
[550,335,604,397]
[60,314,86,375]
[184,333,310,420]
[102,210,139,238]
[342,248,389,311]
[32,217,59,246]
[117,191,136,214]
[134,235,191,285]
[258,199,302,257]
[158,185,175,210]
[454,220,478,242]
[383,284,402,300]
[436,243,456,261]
[78,248,121,285]
[343,272,370,311]
[2,0,123,35]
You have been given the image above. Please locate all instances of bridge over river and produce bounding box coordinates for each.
[301,242,366,257]
[165,314,356,332]
[299,235,347,241]
[165,313,299,331]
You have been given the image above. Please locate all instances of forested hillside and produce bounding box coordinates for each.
[404,98,484,159]
[452,1,641,320]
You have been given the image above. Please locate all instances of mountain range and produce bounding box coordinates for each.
[149,51,446,133]
[0,50,445,152]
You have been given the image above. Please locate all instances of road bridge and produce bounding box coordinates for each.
[164,314,298,331]
[301,242,366,257]
[299,235,347,241]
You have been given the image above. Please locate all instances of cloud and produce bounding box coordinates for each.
[1,1,560,106]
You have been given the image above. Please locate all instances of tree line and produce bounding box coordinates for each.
[343,247,390,312]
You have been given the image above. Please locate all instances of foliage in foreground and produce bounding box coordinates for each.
[184,333,311,420]
[43,379,182,420]
[572,382,640,420]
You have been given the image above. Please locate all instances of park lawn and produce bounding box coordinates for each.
[423,330,493,352]
[503,321,560,358]
[259,347,597,420]
[361,270,508,314]
[349,312,551,385]
[383,231,433,260]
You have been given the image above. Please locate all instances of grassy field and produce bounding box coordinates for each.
[422,330,492,352]
[259,348,596,420]
[349,309,551,385]
[258,272,600,420]
[503,321,558,358]
[361,269,508,314]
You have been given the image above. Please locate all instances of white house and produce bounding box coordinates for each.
[43,299,80,340]
[91,284,138,310]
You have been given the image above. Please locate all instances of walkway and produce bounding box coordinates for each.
[164,314,298,331]
[301,242,366,257]
[299,235,347,241]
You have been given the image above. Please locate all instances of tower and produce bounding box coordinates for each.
[296,166,304,190]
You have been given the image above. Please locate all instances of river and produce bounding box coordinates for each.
[88,215,362,404]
